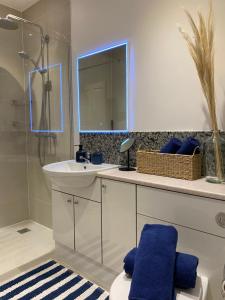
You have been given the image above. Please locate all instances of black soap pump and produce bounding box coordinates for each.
[75,145,87,162]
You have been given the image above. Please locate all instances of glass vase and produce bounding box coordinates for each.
[204,131,225,184]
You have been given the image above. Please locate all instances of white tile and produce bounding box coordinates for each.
[0,220,55,276]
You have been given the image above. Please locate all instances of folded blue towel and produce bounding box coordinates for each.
[176,137,200,155]
[129,224,178,300]
[175,252,198,289]
[124,248,198,289]
[124,248,137,277]
[160,138,182,154]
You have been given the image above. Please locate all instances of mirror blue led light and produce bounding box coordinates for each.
[76,41,129,133]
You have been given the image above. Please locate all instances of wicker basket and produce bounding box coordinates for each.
[136,149,201,180]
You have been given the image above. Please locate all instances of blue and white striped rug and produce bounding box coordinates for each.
[0,260,109,300]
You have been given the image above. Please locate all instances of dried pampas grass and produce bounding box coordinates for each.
[179,1,223,181]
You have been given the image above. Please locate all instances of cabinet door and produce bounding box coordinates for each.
[74,197,101,263]
[102,179,136,273]
[52,190,74,249]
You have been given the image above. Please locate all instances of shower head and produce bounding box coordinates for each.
[6,14,44,38]
[0,14,45,40]
[0,17,18,30]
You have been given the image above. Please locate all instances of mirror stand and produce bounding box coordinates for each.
[119,149,136,171]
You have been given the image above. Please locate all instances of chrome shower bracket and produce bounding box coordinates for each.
[44,34,50,44]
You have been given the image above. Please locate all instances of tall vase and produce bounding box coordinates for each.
[204,131,225,184]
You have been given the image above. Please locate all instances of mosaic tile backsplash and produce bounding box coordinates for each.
[80,131,225,176]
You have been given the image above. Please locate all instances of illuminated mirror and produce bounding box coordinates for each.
[77,43,128,132]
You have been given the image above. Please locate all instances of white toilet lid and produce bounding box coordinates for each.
[110,272,208,300]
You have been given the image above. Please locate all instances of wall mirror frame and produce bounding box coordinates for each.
[76,42,129,133]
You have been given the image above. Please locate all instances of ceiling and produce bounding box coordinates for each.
[0,0,39,12]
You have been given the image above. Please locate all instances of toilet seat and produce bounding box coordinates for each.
[110,272,208,300]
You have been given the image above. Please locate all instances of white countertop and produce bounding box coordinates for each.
[98,168,225,201]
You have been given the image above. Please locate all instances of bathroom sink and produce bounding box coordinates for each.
[43,160,117,188]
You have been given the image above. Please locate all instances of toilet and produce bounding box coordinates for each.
[110,271,208,300]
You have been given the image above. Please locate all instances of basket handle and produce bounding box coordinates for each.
[192,146,200,156]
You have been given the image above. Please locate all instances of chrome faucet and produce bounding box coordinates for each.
[80,156,90,164]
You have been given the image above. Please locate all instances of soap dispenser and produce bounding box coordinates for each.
[75,145,87,162]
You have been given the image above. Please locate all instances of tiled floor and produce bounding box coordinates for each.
[53,244,117,291]
[0,220,55,277]
[0,220,114,292]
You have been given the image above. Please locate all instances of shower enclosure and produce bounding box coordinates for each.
[0,13,56,166]
[0,0,73,229]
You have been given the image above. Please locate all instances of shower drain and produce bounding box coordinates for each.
[17,228,31,234]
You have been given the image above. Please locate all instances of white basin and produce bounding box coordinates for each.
[43,160,117,188]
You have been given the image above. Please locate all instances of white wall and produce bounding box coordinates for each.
[71,0,225,132]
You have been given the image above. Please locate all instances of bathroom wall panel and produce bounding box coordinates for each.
[0,4,28,228]
[80,131,220,174]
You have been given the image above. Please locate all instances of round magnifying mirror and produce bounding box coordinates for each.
[120,138,135,153]
[119,138,136,171]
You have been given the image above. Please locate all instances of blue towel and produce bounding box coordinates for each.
[175,252,198,289]
[124,248,198,289]
[129,224,178,300]
[160,138,182,154]
[176,137,200,155]
[124,248,137,277]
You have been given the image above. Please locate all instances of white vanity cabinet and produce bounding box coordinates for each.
[102,179,136,273]
[52,179,102,263]
[136,185,225,300]
[52,178,137,272]
[52,190,74,249]
[74,197,101,263]
[51,168,225,300]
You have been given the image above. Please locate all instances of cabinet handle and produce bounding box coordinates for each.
[67,199,72,203]
[102,184,106,189]
[74,200,79,205]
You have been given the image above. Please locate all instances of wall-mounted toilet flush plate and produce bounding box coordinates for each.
[215,213,225,228]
